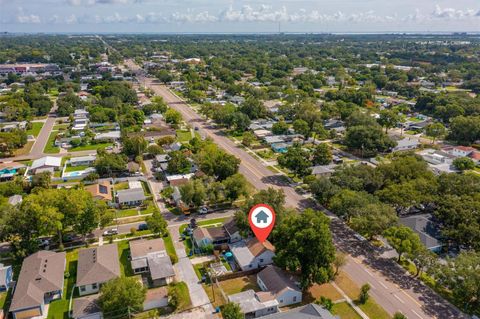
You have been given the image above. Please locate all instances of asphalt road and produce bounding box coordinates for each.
[125,61,466,319]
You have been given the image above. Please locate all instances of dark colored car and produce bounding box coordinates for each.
[138,223,148,231]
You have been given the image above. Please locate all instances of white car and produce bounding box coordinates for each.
[198,207,208,214]
[103,228,118,236]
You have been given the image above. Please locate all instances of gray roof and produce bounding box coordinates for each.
[70,155,96,164]
[130,238,166,260]
[155,154,170,163]
[400,214,442,250]
[76,244,120,286]
[263,303,337,319]
[10,251,66,312]
[228,290,278,314]
[8,194,23,206]
[117,188,146,204]
[310,165,336,175]
[0,264,12,287]
[72,294,101,319]
[258,265,300,296]
[147,252,175,280]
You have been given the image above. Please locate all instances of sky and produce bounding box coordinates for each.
[1,0,480,33]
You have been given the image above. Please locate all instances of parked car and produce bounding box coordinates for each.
[103,228,118,236]
[198,206,208,214]
[137,223,148,231]
[37,238,50,248]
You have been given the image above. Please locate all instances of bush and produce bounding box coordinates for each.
[169,252,178,264]
[130,227,137,236]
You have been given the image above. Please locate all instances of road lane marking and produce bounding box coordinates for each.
[400,290,423,307]
[364,269,374,277]
[379,281,388,289]
[411,309,425,319]
[368,282,376,289]
[393,294,405,304]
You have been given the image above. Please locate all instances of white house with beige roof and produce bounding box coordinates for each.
[229,238,275,271]
[257,265,302,307]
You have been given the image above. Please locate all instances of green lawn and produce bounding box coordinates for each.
[69,142,112,152]
[219,275,260,295]
[168,281,191,312]
[117,241,134,277]
[53,124,69,130]
[114,182,129,191]
[0,291,8,311]
[47,249,78,319]
[358,300,391,319]
[26,122,44,137]
[64,165,90,172]
[115,208,139,218]
[163,233,178,264]
[44,131,60,154]
[176,130,193,143]
[331,302,362,319]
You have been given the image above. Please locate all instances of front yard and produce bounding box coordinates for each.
[26,122,44,137]
[47,249,78,319]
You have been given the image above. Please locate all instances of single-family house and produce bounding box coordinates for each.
[192,226,230,248]
[70,155,96,167]
[116,188,146,206]
[257,265,302,307]
[30,156,62,175]
[85,182,112,201]
[9,251,66,319]
[94,131,121,142]
[72,294,102,319]
[408,121,430,132]
[0,263,13,291]
[0,162,26,181]
[168,142,182,152]
[76,244,120,296]
[224,218,242,243]
[265,136,286,145]
[400,214,443,252]
[262,303,336,319]
[129,239,175,286]
[228,290,279,318]
[229,238,275,271]
[310,164,337,177]
[392,137,420,152]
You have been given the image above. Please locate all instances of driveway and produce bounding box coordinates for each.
[171,224,213,310]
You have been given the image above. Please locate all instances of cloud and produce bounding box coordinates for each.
[67,0,143,6]
[16,7,41,23]
[431,5,478,19]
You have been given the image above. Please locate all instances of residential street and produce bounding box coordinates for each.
[125,60,467,319]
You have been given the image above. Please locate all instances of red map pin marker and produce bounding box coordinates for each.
[249,203,276,243]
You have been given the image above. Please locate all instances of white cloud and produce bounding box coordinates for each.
[432,5,478,19]
[16,7,41,23]
[67,0,143,5]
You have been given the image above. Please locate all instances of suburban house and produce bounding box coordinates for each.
[72,294,102,319]
[400,214,443,252]
[129,239,175,286]
[193,218,241,249]
[193,226,230,248]
[310,164,337,177]
[30,156,62,175]
[224,218,242,243]
[0,263,12,291]
[76,244,120,296]
[257,265,302,307]
[94,131,121,142]
[85,181,112,202]
[116,188,146,207]
[262,303,336,319]
[446,146,480,164]
[69,155,96,167]
[392,137,420,152]
[229,238,275,271]
[9,251,66,319]
[228,289,279,318]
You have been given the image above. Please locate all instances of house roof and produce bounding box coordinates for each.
[400,214,442,250]
[31,156,62,170]
[246,238,275,257]
[76,244,120,286]
[117,188,146,204]
[310,165,336,175]
[257,265,300,297]
[70,155,96,164]
[72,294,101,319]
[129,238,165,260]
[147,252,175,280]
[223,218,239,236]
[128,180,143,189]
[263,303,336,319]
[10,251,66,312]
[193,226,229,242]
[228,289,278,314]
[85,181,112,201]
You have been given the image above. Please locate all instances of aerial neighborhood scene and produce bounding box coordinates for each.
[1,1,480,319]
